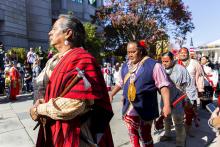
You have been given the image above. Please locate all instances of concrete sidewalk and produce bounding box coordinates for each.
[110,91,218,147]
[0,94,36,147]
[0,92,219,147]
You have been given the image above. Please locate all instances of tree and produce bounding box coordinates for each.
[84,22,104,62]
[7,47,26,64]
[92,0,194,58]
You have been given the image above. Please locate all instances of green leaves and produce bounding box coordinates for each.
[7,48,26,63]
[84,23,104,62]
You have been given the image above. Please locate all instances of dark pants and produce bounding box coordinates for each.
[25,80,32,92]
[0,78,5,94]
[201,86,213,109]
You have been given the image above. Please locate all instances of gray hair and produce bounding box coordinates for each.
[58,14,85,47]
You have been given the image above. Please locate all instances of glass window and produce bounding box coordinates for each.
[88,0,96,7]
[72,0,83,3]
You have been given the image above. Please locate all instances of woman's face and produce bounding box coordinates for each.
[201,57,208,65]
[127,43,142,64]
[48,18,66,48]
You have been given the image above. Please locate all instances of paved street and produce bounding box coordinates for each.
[0,91,219,147]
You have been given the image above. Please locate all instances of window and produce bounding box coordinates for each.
[88,0,96,7]
[72,0,83,3]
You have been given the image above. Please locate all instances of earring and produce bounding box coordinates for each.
[64,40,69,46]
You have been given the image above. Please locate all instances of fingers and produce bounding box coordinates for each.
[39,99,45,104]
[109,95,113,103]
[29,107,39,121]
[33,99,45,107]
[163,106,171,118]
[163,113,168,118]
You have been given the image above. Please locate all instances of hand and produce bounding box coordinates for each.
[34,98,45,107]
[211,107,220,119]
[109,94,113,103]
[162,105,171,118]
[30,107,39,121]
[198,92,203,98]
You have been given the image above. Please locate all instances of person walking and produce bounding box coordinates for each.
[9,61,20,100]
[110,40,171,147]
[27,47,36,66]
[32,58,42,102]
[29,14,114,147]
[200,56,218,108]
[102,62,112,91]
[177,47,204,136]
[160,51,192,147]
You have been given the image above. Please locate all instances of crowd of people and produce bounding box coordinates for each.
[101,62,122,91]
[0,47,43,100]
[1,13,220,147]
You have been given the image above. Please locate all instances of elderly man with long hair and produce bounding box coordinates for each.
[30,14,114,147]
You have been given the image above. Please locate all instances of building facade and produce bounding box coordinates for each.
[195,39,220,63]
[0,0,103,51]
[52,0,103,22]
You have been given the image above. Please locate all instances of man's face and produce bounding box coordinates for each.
[127,43,142,64]
[178,49,189,61]
[48,18,66,47]
[161,56,172,69]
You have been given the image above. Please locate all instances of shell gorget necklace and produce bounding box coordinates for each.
[129,60,141,74]
[127,60,141,102]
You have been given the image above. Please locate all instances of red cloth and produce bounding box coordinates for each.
[124,115,153,147]
[184,102,199,127]
[177,59,184,66]
[218,95,220,107]
[9,67,20,100]
[102,68,110,74]
[37,48,114,147]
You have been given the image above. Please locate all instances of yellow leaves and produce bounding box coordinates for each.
[7,47,26,63]
[155,40,169,59]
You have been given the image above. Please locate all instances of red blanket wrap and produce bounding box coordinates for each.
[10,67,20,100]
[36,48,114,147]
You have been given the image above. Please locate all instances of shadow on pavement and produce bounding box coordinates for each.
[153,106,217,147]
[0,93,33,104]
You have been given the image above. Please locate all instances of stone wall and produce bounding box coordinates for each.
[0,0,28,49]
[0,0,103,51]
[26,0,51,50]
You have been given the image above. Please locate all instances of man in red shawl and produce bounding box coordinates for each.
[9,61,20,100]
[30,14,114,147]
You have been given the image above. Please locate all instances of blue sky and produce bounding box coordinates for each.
[183,0,220,47]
